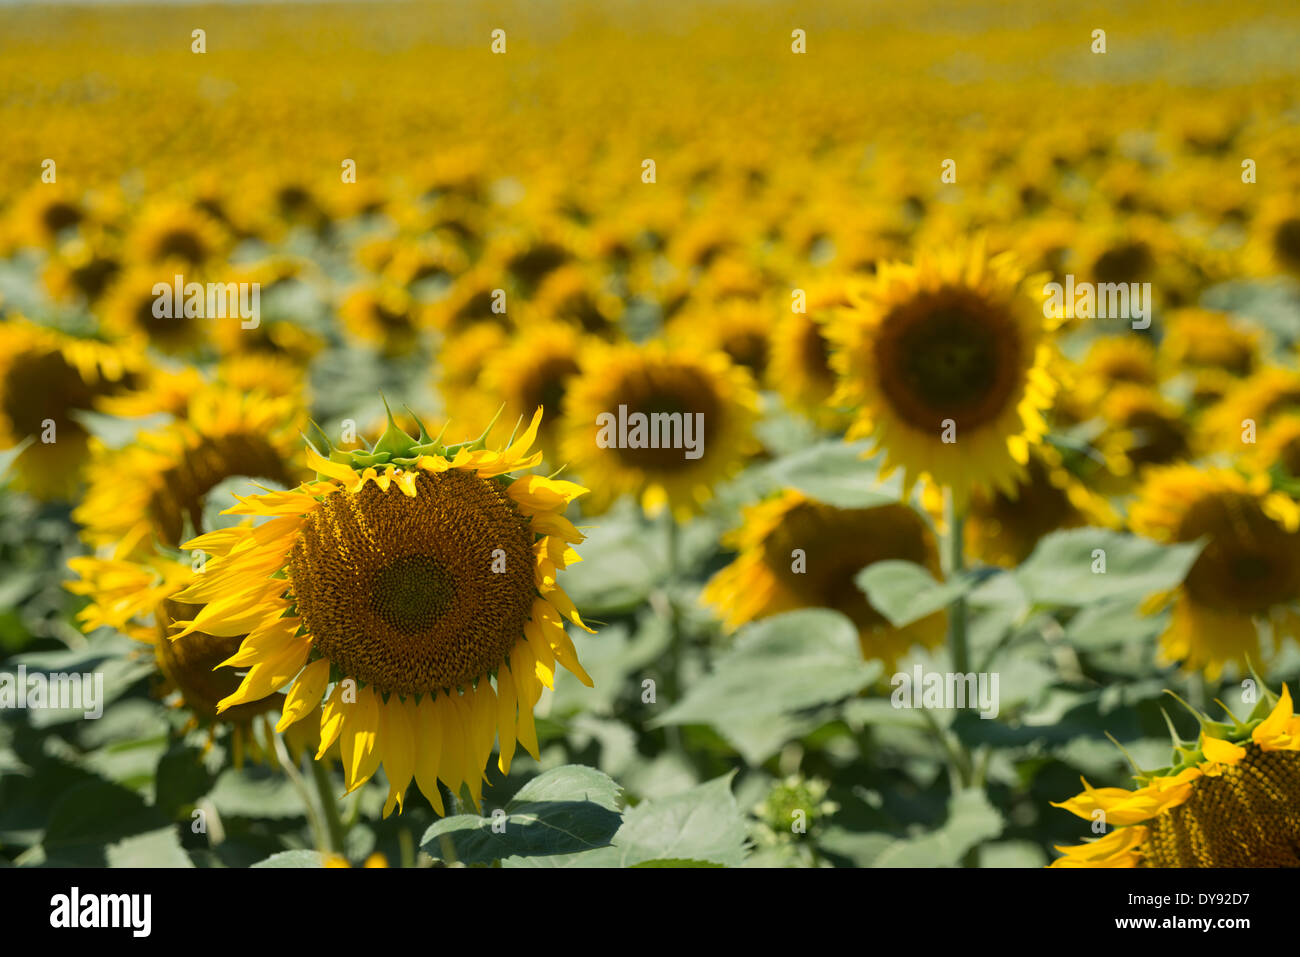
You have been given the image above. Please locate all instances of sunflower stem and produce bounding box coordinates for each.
[946,499,971,680]
[945,493,980,868]
[309,758,347,855]
[659,510,690,761]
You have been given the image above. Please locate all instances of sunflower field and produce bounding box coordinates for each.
[2,0,1300,886]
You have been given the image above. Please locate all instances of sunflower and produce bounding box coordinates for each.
[126,202,229,269]
[65,553,315,765]
[1075,335,1159,405]
[9,183,88,247]
[1249,414,1300,480]
[434,324,510,438]
[1130,465,1300,678]
[668,299,773,383]
[41,231,121,305]
[100,265,212,355]
[1160,308,1259,380]
[1246,194,1300,279]
[0,318,140,500]
[383,238,467,291]
[824,240,1058,510]
[427,266,511,334]
[560,342,760,519]
[478,322,588,462]
[339,283,425,356]
[965,447,1118,568]
[166,405,593,816]
[95,364,207,419]
[1095,385,1192,483]
[1051,683,1300,867]
[769,284,852,426]
[1200,367,1300,451]
[703,491,946,668]
[529,264,622,338]
[75,385,304,558]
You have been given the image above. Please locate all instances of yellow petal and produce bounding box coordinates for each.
[412,696,445,816]
[379,697,417,818]
[277,658,331,732]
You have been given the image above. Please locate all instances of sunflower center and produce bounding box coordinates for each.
[722,331,769,378]
[1119,408,1190,467]
[798,320,834,385]
[154,229,206,265]
[288,469,536,696]
[1178,493,1300,613]
[371,555,457,634]
[42,201,82,234]
[874,290,1023,432]
[1093,241,1153,284]
[1144,747,1300,867]
[521,355,580,419]
[974,460,1077,564]
[764,502,938,631]
[606,368,722,471]
[1,348,98,436]
[1274,218,1300,271]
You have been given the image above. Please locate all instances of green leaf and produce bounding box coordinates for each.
[871,789,1003,867]
[855,561,979,628]
[252,850,325,868]
[1015,528,1202,607]
[558,510,665,616]
[106,827,194,868]
[155,744,215,820]
[652,609,880,765]
[631,858,724,868]
[43,779,168,857]
[420,765,622,865]
[760,440,900,508]
[209,766,309,820]
[506,773,749,868]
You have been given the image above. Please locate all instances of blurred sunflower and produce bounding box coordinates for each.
[0,318,140,500]
[339,283,424,357]
[100,265,211,355]
[1130,465,1300,678]
[529,263,622,338]
[668,300,773,383]
[1160,308,1259,379]
[703,491,946,668]
[769,284,851,426]
[1052,683,1300,867]
[1246,194,1300,278]
[41,231,121,305]
[126,201,229,268]
[66,553,315,765]
[75,385,304,557]
[965,448,1118,568]
[1096,385,1192,482]
[435,324,510,437]
[167,406,593,816]
[1200,367,1300,451]
[825,241,1058,510]
[10,183,87,247]
[428,267,510,334]
[560,343,760,519]
[1075,335,1159,404]
[478,322,587,462]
